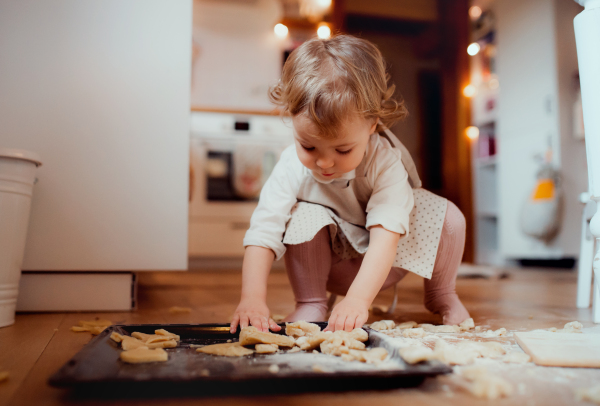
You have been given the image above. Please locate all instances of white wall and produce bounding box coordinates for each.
[496,0,586,258]
[0,0,191,270]
[191,0,284,110]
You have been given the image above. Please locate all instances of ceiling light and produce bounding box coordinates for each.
[317,24,331,39]
[274,23,289,38]
[467,42,481,56]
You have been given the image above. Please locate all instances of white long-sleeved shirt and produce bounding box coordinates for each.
[243,132,415,261]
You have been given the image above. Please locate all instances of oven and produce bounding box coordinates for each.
[188,111,294,258]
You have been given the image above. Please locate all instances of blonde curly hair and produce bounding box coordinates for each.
[269,34,407,139]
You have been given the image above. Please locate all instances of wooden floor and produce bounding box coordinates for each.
[0,267,598,406]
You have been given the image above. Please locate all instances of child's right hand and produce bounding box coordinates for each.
[230,299,282,334]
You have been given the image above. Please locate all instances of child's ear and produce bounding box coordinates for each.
[369,118,379,134]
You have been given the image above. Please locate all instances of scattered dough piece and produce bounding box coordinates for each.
[90,326,107,335]
[169,306,191,314]
[420,324,461,333]
[320,333,366,356]
[494,328,507,336]
[396,321,418,330]
[146,336,172,344]
[312,364,332,373]
[296,332,332,351]
[402,328,426,339]
[502,352,531,364]
[561,321,583,334]
[399,346,434,364]
[474,326,482,332]
[350,328,369,342]
[361,348,389,364]
[268,364,280,374]
[70,326,91,333]
[226,339,232,343]
[120,347,168,363]
[256,344,279,354]
[285,321,321,338]
[197,342,254,357]
[575,385,600,405]
[121,336,148,351]
[110,332,124,343]
[370,320,395,331]
[456,341,506,359]
[460,366,513,400]
[146,340,177,349]
[0,371,9,383]
[79,319,113,328]
[459,318,475,331]
[200,369,210,377]
[239,326,295,348]
[547,327,558,332]
[287,346,302,353]
[155,329,181,341]
[131,332,157,342]
[433,339,476,365]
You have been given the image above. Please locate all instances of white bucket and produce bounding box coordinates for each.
[0,148,41,328]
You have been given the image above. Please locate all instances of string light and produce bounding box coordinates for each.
[466,126,480,140]
[469,6,482,20]
[467,42,481,56]
[317,24,331,39]
[463,84,477,98]
[274,23,289,38]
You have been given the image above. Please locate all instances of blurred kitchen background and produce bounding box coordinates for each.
[0,0,591,312]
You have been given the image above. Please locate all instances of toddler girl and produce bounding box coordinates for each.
[230,35,470,334]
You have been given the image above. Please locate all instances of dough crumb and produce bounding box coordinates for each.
[268,364,280,374]
[459,318,475,331]
[460,366,513,400]
[419,324,461,333]
[0,371,9,383]
[370,320,395,331]
[575,385,600,404]
[226,339,232,343]
[197,342,254,357]
[120,347,168,364]
[502,351,531,364]
[110,332,124,343]
[287,346,302,353]
[402,328,426,339]
[399,346,434,364]
[312,364,332,373]
[396,321,418,330]
[200,369,210,377]
[168,306,191,314]
[256,344,278,354]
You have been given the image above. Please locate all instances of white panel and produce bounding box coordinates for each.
[16,273,134,312]
[0,1,191,270]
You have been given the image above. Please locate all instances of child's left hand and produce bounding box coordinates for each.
[324,296,369,332]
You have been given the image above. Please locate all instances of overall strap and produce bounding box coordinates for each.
[380,127,422,189]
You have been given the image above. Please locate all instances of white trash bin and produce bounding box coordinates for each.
[0,148,42,328]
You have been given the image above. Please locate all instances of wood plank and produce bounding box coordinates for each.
[0,313,64,405]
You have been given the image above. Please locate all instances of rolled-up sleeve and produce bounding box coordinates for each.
[243,146,303,260]
[365,146,414,238]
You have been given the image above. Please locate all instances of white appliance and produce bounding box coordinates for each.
[189,111,294,258]
[0,1,192,310]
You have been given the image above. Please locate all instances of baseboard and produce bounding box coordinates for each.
[16,272,136,312]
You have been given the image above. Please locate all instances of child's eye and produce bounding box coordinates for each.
[301,145,315,151]
[337,149,352,155]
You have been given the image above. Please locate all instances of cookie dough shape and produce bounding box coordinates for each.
[419,324,461,333]
[197,342,254,357]
[285,321,321,338]
[370,320,395,331]
[239,326,295,347]
[120,347,168,364]
[402,328,426,338]
[461,366,513,400]
[256,344,279,354]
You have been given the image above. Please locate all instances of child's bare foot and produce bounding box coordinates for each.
[283,303,328,323]
[425,292,470,326]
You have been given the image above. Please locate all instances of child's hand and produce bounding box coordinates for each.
[324,296,369,332]
[230,299,281,334]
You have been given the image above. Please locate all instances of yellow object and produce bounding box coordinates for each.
[532,179,555,200]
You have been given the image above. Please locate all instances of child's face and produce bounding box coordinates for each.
[292,114,377,181]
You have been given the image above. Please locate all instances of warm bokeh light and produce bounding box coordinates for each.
[467,42,481,56]
[317,24,331,39]
[469,6,482,20]
[489,78,500,89]
[463,84,477,98]
[466,126,480,140]
[274,23,289,38]
[316,0,332,7]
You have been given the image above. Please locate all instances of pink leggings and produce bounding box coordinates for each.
[283,201,470,325]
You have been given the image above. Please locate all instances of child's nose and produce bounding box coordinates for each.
[316,156,334,169]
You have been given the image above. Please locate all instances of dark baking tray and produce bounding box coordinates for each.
[49,323,451,397]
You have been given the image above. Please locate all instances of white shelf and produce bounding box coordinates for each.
[476,156,497,168]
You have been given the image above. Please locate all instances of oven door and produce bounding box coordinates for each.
[188,136,290,257]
